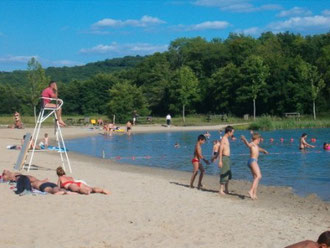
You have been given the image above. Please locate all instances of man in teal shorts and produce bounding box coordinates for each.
[218,126,234,195]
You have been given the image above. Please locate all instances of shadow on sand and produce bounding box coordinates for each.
[170,181,247,200]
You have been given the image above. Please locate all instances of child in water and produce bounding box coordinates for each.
[241,133,268,200]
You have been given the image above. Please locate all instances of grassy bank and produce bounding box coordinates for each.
[1,114,329,130]
[248,115,330,130]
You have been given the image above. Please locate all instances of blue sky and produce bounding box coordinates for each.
[0,0,329,71]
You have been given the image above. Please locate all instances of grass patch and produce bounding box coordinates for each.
[248,115,330,130]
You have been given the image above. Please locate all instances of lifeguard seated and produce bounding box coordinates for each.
[41,81,66,126]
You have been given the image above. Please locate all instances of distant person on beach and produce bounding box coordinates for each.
[211,140,220,162]
[166,114,171,126]
[56,167,110,195]
[104,122,114,136]
[97,118,104,126]
[12,111,23,129]
[218,126,234,195]
[299,133,315,150]
[241,133,269,200]
[41,81,66,126]
[190,134,209,189]
[285,230,330,248]
[39,133,49,148]
[126,121,132,135]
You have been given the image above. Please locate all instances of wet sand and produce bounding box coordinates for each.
[0,126,329,248]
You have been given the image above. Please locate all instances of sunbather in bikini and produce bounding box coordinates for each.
[56,167,110,195]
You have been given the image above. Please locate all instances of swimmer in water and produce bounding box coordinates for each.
[299,133,315,150]
[174,142,180,148]
[323,142,330,150]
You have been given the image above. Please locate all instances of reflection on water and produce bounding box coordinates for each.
[67,128,330,201]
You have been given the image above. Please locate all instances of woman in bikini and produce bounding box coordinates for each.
[56,167,110,195]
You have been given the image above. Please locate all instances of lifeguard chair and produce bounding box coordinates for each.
[25,97,72,172]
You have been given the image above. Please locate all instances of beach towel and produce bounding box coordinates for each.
[40,145,67,152]
[15,175,32,194]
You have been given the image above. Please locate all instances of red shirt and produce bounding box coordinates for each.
[41,87,56,105]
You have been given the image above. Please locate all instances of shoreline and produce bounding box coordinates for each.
[0,126,329,248]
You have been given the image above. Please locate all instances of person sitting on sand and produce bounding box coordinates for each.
[56,167,110,195]
[31,179,67,195]
[190,134,209,189]
[241,133,268,200]
[285,230,330,248]
[13,111,23,129]
[97,118,104,126]
[299,133,315,150]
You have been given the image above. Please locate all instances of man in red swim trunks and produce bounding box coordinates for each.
[41,81,66,126]
[190,134,210,189]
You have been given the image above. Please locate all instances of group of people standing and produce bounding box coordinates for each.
[190,125,268,200]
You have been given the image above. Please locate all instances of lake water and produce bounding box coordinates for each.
[66,128,330,201]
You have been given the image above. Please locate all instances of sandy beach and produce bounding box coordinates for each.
[0,125,329,248]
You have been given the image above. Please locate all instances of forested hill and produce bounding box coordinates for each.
[0,55,145,85]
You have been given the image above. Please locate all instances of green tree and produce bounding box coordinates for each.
[169,66,199,122]
[239,56,269,120]
[26,57,49,119]
[107,82,149,123]
[307,65,325,120]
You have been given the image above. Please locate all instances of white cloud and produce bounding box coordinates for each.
[322,9,330,16]
[80,42,168,56]
[194,0,281,13]
[235,27,261,35]
[92,15,165,29]
[190,21,230,30]
[277,7,312,17]
[0,55,38,63]
[269,15,330,31]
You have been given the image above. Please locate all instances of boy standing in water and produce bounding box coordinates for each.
[218,126,234,195]
[241,133,268,200]
[190,134,209,189]
[299,133,315,150]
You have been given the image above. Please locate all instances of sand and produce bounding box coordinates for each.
[0,125,329,248]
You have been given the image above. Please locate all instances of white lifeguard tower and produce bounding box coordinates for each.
[25,97,72,172]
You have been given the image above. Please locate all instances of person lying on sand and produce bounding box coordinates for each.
[56,167,110,195]
[1,169,38,183]
[285,230,330,248]
[31,179,67,195]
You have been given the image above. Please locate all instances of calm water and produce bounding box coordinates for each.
[66,128,330,201]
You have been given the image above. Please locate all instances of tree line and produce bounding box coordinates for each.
[0,32,329,122]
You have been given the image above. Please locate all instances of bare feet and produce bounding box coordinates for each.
[197,184,204,190]
[248,190,256,200]
[58,120,66,127]
[219,190,226,195]
[190,185,194,189]
[103,189,111,195]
